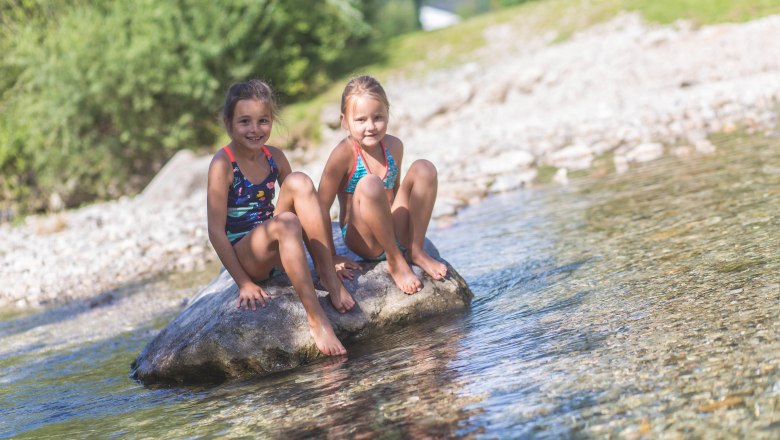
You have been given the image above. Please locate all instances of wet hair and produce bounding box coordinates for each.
[222,79,280,125]
[340,75,390,118]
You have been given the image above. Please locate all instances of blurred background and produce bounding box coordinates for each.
[5,0,775,219]
[0,0,530,217]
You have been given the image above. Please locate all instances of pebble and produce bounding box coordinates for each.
[2,12,780,309]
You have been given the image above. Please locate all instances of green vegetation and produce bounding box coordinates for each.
[714,258,767,273]
[2,0,780,216]
[279,0,780,165]
[535,165,560,184]
[624,0,780,25]
[0,0,375,213]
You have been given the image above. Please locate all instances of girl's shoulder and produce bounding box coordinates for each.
[382,134,403,157]
[207,148,234,188]
[210,147,233,170]
[382,134,403,148]
[322,138,357,177]
[264,144,288,163]
[330,138,357,161]
[264,144,284,158]
[264,144,292,176]
[382,134,403,145]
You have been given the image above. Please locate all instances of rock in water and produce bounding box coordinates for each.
[130,238,472,385]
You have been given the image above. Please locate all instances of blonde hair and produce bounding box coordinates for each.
[340,75,390,118]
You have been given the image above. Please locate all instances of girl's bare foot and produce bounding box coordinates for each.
[309,320,347,356]
[387,257,422,294]
[408,249,448,280]
[321,275,355,313]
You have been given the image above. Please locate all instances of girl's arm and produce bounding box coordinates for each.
[317,142,351,224]
[207,153,268,309]
[386,135,404,196]
[318,143,361,278]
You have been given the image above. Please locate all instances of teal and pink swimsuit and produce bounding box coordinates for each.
[342,140,398,194]
[224,146,278,245]
[339,140,401,260]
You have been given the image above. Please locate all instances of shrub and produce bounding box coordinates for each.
[0,0,370,213]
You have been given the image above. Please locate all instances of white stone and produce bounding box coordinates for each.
[491,169,538,193]
[626,142,664,163]
[549,143,594,170]
[614,155,630,175]
[553,168,569,185]
[476,150,535,176]
[694,139,717,154]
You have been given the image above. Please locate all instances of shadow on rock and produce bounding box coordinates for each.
[130,236,473,386]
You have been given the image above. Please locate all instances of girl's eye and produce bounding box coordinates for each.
[259,119,271,124]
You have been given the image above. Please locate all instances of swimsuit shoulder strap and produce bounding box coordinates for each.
[380,141,390,173]
[341,141,364,193]
[261,146,277,173]
[223,146,237,163]
[353,139,369,173]
[381,140,399,189]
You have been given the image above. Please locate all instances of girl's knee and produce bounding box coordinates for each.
[410,159,437,180]
[273,211,302,236]
[354,174,386,199]
[285,172,315,194]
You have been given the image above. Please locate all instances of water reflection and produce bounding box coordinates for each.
[2,133,779,438]
[186,315,474,438]
[433,134,780,437]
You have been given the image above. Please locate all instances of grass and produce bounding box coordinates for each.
[714,258,767,273]
[277,0,780,151]
[624,0,780,25]
[277,0,625,149]
[535,165,560,184]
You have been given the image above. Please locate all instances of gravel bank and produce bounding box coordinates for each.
[2,13,779,309]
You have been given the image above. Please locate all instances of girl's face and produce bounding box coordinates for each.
[342,95,388,148]
[226,99,273,152]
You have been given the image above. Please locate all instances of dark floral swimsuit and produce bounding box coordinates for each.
[224,145,278,245]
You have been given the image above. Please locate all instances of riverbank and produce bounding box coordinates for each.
[1,12,779,309]
[4,125,778,438]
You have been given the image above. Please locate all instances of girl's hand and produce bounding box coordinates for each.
[237,282,270,310]
[334,255,362,281]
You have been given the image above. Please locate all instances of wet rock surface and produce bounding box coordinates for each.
[131,238,472,385]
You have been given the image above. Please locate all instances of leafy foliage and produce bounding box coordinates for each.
[0,0,371,212]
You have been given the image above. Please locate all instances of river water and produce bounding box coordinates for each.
[1,133,779,438]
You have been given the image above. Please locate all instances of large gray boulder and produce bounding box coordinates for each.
[137,149,211,206]
[131,234,472,385]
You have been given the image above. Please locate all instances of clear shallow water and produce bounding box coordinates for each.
[1,133,779,438]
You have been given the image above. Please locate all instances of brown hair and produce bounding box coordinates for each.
[340,75,390,118]
[222,79,280,125]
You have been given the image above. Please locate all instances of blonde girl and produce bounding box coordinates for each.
[207,79,358,356]
[318,75,447,294]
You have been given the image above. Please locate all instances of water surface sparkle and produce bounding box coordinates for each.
[1,134,778,438]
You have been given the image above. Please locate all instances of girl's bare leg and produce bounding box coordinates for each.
[350,175,422,294]
[236,212,346,356]
[276,172,355,313]
[392,160,448,280]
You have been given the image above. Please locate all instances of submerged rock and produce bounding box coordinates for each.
[131,236,472,385]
